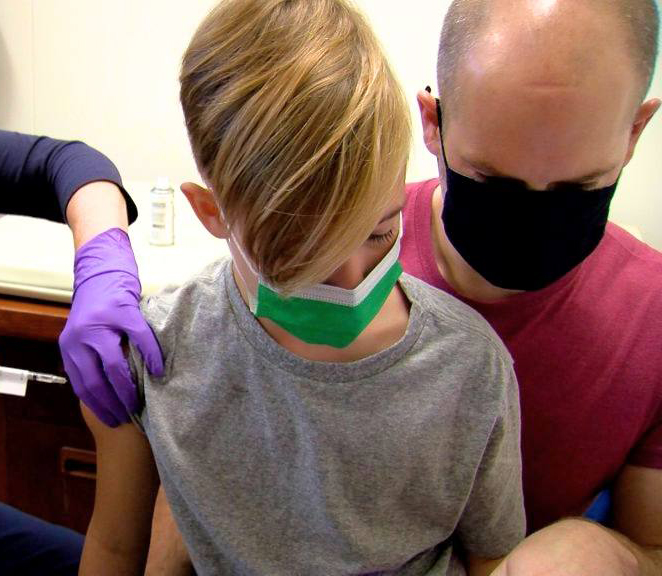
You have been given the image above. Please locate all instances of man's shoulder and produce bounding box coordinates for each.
[592,223,662,304]
[403,178,439,221]
[604,223,662,270]
[401,179,441,284]
[405,178,439,199]
[399,272,512,366]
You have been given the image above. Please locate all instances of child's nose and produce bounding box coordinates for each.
[324,257,366,290]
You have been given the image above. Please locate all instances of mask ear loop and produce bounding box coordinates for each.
[425,86,450,169]
[220,207,260,311]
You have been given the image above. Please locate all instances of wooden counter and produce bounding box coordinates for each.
[0,296,69,341]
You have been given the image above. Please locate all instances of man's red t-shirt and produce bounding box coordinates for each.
[401,179,662,533]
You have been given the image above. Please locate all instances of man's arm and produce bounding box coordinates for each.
[611,465,662,575]
[492,466,662,576]
[80,403,160,576]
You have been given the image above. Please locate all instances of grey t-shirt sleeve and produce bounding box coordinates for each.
[456,357,526,558]
[127,292,174,432]
[128,338,148,433]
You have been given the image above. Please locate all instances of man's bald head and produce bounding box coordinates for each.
[437,0,659,116]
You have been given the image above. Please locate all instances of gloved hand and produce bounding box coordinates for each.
[59,228,164,427]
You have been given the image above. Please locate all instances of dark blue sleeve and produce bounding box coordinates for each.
[0,130,138,224]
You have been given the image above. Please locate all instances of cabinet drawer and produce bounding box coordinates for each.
[60,447,96,532]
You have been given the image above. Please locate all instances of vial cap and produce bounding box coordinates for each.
[155,176,171,190]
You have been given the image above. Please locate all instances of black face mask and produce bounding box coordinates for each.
[433,97,618,291]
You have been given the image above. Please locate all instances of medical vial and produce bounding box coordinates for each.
[149,176,175,246]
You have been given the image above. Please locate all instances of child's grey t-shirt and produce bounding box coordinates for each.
[131,258,525,576]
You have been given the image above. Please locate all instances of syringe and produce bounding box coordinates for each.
[27,371,68,385]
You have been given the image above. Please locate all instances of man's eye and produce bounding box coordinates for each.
[557,181,598,191]
[368,229,395,244]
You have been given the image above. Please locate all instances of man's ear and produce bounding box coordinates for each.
[180,182,229,239]
[623,98,661,167]
[417,89,442,158]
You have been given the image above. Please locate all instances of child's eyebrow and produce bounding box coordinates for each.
[378,205,404,224]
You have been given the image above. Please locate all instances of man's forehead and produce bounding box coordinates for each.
[471,19,630,84]
[448,27,639,141]
[443,77,632,188]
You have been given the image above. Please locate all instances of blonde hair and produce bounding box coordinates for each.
[180,0,411,293]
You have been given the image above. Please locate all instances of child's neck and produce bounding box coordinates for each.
[232,264,411,362]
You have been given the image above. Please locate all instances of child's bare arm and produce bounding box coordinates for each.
[80,403,160,576]
[145,486,195,576]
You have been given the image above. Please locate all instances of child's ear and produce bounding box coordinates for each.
[180,182,229,239]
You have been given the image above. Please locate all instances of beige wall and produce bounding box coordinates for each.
[1,0,660,249]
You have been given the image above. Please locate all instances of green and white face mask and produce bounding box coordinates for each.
[228,217,403,348]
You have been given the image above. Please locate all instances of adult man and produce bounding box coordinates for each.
[405,0,661,573]
[0,130,163,574]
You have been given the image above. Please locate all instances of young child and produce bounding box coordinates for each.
[79,1,525,574]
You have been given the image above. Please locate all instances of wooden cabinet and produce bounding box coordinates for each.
[0,296,95,534]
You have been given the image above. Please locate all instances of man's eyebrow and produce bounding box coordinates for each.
[559,167,619,184]
[378,205,404,224]
[466,158,617,186]
[467,159,511,178]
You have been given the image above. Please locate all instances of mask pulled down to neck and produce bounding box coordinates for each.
[432,95,617,292]
[227,217,403,348]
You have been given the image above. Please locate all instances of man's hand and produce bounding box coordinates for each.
[492,519,646,576]
[59,228,164,426]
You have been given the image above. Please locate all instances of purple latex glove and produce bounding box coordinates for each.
[59,228,164,427]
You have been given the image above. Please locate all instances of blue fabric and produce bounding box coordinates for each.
[0,502,83,576]
[584,489,612,525]
[0,130,137,223]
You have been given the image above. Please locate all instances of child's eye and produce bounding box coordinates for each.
[368,228,395,244]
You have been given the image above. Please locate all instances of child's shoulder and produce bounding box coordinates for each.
[399,272,512,365]
[141,257,233,338]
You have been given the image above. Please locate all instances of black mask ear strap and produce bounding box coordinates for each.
[425,86,450,168]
